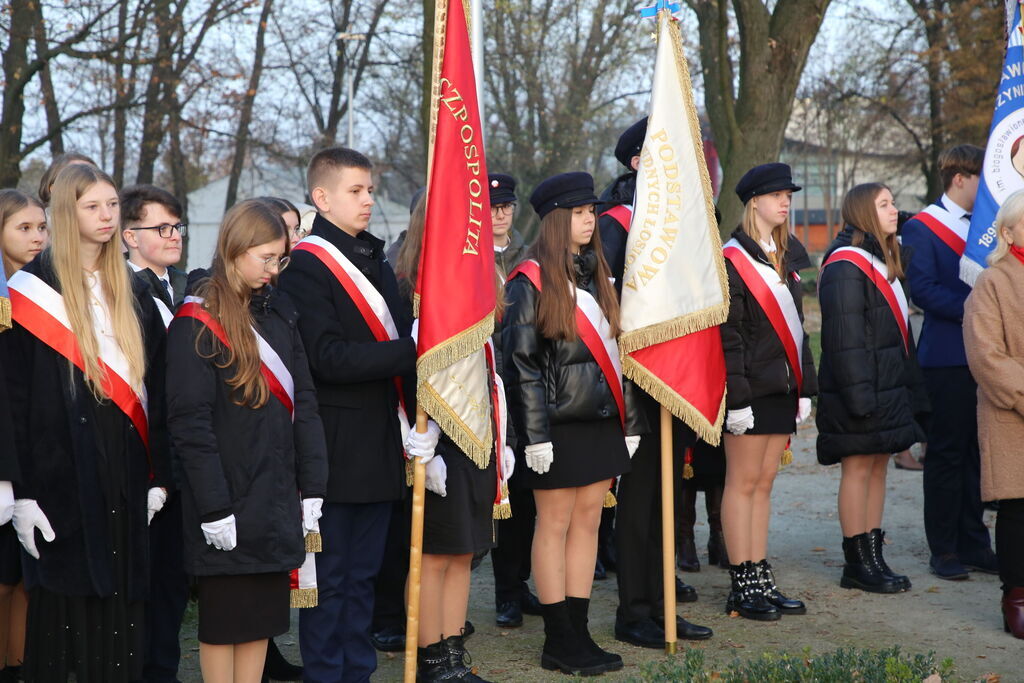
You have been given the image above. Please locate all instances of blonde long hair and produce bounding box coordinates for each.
[988,189,1024,265]
[194,199,290,409]
[47,164,146,397]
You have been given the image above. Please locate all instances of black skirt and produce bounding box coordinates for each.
[423,451,497,555]
[745,393,797,435]
[197,572,290,644]
[0,524,22,585]
[521,418,631,490]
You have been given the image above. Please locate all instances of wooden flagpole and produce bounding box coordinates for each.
[660,405,677,653]
[404,408,429,682]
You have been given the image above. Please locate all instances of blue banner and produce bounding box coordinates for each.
[961,0,1024,284]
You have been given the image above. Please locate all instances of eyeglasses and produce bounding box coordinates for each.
[491,203,516,216]
[246,251,290,272]
[130,222,188,238]
[291,226,310,239]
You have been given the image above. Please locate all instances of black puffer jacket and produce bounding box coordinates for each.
[167,286,328,576]
[722,229,817,409]
[502,249,645,446]
[815,227,929,464]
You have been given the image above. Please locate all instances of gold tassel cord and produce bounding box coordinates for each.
[603,490,617,508]
[492,502,511,520]
[290,587,318,609]
[781,449,793,467]
[683,463,694,480]
[304,531,322,553]
[0,297,10,332]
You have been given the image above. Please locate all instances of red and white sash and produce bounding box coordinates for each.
[723,239,804,390]
[821,246,910,354]
[8,270,150,450]
[175,297,296,420]
[509,259,626,430]
[292,235,411,441]
[600,204,633,233]
[912,204,968,256]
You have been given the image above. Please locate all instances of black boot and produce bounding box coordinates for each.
[840,534,902,594]
[416,641,450,683]
[443,633,492,682]
[264,638,303,681]
[755,559,806,615]
[868,529,911,591]
[725,561,780,621]
[706,487,729,568]
[677,486,700,572]
[540,600,611,675]
[566,596,623,671]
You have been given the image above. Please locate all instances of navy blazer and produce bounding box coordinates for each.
[901,198,972,368]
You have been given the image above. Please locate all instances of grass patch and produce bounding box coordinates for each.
[634,646,956,682]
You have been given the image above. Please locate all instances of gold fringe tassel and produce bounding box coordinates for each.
[418,382,492,469]
[290,587,318,609]
[781,449,793,467]
[622,357,726,446]
[603,490,617,508]
[0,297,10,332]
[492,502,511,519]
[618,304,729,356]
[683,463,694,480]
[304,531,322,553]
[405,458,415,487]
[416,313,495,382]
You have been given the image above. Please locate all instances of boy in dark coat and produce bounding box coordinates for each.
[279,147,416,682]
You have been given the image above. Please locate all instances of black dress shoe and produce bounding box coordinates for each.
[370,624,406,652]
[960,548,999,574]
[463,619,475,638]
[613,618,666,649]
[496,600,523,627]
[521,590,542,616]
[678,535,700,572]
[594,557,607,581]
[676,576,698,603]
[652,615,713,640]
[929,553,969,581]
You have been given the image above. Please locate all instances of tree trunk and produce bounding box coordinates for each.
[0,0,34,188]
[225,0,274,210]
[422,0,435,164]
[32,3,64,158]
[112,0,132,187]
[136,0,175,184]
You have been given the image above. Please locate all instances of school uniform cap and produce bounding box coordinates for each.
[488,174,517,205]
[529,172,598,220]
[615,117,648,168]
[735,163,802,204]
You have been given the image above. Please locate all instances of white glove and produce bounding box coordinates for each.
[411,318,420,345]
[425,456,448,497]
[0,482,14,526]
[201,514,237,551]
[12,499,55,559]
[796,397,813,425]
[525,442,554,474]
[302,497,324,535]
[726,406,755,436]
[501,445,516,480]
[405,420,441,463]
[625,435,641,459]
[147,487,167,525]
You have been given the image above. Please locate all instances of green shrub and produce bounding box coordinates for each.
[634,646,956,682]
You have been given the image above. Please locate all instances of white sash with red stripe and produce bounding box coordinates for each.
[821,246,910,354]
[292,235,411,441]
[509,259,626,430]
[8,270,150,448]
[723,239,804,390]
[913,204,968,256]
[176,296,296,420]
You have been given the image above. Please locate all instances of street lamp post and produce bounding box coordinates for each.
[337,31,366,148]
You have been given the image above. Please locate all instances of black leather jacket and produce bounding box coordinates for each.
[501,249,645,446]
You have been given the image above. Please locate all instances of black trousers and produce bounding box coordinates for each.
[996,498,1024,589]
[142,493,189,683]
[372,499,411,631]
[922,366,991,559]
[615,396,694,624]
[491,478,536,606]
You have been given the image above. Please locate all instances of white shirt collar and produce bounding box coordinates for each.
[940,193,970,222]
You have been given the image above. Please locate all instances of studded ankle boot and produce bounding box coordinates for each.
[725,561,780,621]
[755,559,806,614]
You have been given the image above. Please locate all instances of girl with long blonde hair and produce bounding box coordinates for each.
[166,199,327,683]
[2,163,170,682]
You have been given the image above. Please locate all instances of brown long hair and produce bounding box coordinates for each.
[842,183,904,281]
[0,189,45,277]
[741,197,790,278]
[193,199,290,409]
[47,164,146,398]
[527,207,620,340]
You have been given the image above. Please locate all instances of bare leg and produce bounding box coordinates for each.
[233,639,269,683]
[418,554,451,646]
[564,480,611,599]
[722,434,772,563]
[838,455,876,537]
[199,643,234,683]
[532,488,577,604]
[866,454,890,530]
[750,435,790,561]
[441,554,473,638]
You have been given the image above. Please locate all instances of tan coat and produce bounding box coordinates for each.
[964,255,1024,501]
